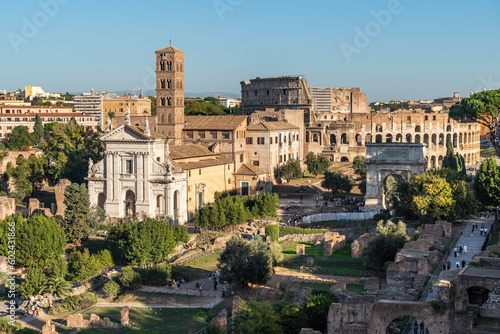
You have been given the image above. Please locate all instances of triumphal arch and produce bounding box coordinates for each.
[364,143,425,211]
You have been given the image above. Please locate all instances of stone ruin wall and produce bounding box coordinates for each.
[307,112,481,167]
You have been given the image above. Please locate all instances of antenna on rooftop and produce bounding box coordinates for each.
[169,38,172,46]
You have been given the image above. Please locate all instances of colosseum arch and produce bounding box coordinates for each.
[415,134,421,143]
[439,133,444,146]
[386,134,393,143]
[415,125,421,132]
[432,133,437,145]
[330,134,337,146]
[447,124,452,131]
[395,134,402,142]
[376,134,382,143]
[453,133,458,147]
[423,134,429,145]
[365,134,371,144]
[365,143,425,211]
[355,134,362,146]
[406,134,412,143]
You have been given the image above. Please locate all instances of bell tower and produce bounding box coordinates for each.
[155,45,185,142]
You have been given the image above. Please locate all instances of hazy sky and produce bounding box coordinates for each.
[1,0,500,102]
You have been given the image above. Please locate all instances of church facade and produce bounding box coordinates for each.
[87,117,187,224]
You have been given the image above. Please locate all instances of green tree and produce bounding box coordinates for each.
[321,171,355,196]
[278,159,302,183]
[33,114,44,144]
[411,173,455,222]
[119,266,142,290]
[366,220,409,270]
[234,300,283,334]
[19,267,46,299]
[6,126,34,150]
[68,248,103,282]
[449,89,500,157]
[0,215,65,268]
[103,281,120,297]
[302,290,339,333]
[108,218,176,266]
[39,276,72,297]
[43,119,103,183]
[305,152,331,176]
[475,157,500,209]
[353,155,366,180]
[174,225,190,244]
[442,144,466,178]
[218,237,273,288]
[8,156,33,201]
[64,183,90,244]
[46,256,68,279]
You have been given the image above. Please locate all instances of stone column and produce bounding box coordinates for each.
[105,152,112,202]
[143,153,151,205]
[136,153,143,203]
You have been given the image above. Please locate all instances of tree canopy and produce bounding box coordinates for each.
[108,218,179,266]
[475,157,500,209]
[304,152,331,176]
[0,214,66,268]
[442,144,466,178]
[321,171,355,196]
[7,126,34,150]
[449,89,500,157]
[278,159,302,183]
[366,220,409,270]
[352,155,366,180]
[64,183,90,245]
[218,236,273,288]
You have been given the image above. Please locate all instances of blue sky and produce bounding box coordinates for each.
[1,0,500,102]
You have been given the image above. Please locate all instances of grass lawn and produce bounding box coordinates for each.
[480,146,496,157]
[346,284,364,294]
[281,243,379,277]
[58,307,210,334]
[175,251,221,281]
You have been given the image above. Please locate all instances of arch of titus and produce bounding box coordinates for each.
[364,143,426,211]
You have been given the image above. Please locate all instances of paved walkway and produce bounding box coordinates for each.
[426,216,494,301]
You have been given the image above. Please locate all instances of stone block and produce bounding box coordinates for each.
[90,314,101,327]
[66,314,86,328]
[210,309,228,334]
[364,277,380,290]
[121,306,130,326]
[42,320,58,334]
[232,295,241,314]
[330,281,347,292]
[296,244,305,255]
[351,233,373,258]
[305,257,314,267]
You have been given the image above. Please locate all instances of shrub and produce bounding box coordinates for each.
[135,263,172,286]
[119,266,142,290]
[48,292,98,315]
[103,281,120,298]
[265,226,329,241]
[174,225,190,244]
[270,242,283,265]
[430,300,446,314]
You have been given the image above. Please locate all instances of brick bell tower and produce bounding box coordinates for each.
[155,45,185,142]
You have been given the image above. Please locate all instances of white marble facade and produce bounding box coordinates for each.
[88,123,187,224]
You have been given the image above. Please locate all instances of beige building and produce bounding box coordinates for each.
[103,94,151,128]
[246,121,301,182]
[169,144,234,218]
[234,163,268,196]
[0,105,98,139]
[183,115,248,172]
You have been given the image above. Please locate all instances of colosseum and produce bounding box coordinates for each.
[241,75,481,169]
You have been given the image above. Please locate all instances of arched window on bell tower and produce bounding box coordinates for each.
[160,97,165,106]
[160,62,165,71]
[167,61,172,71]
[167,98,172,106]
[168,114,172,123]
[161,79,165,89]
[167,79,172,89]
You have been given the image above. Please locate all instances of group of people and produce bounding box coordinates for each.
[443,259,466,270]
[168,277,186,290]
[470,222,488,237]
[29,303,48,317]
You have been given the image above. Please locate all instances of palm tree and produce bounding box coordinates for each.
[39,276,72,298]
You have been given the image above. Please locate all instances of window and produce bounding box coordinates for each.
[257,137,265,145]
[7,126,12,130]
[199,169,202,175]
[167,80,172,89]
[125,160,133,174]
[267,90,269,95]
[210,131,217,139]
[433,116,436,120]
[407,116,411,123]
[270,137,273,144]
[240,154,244,162]
[425,116,428,121]
[186,131,193,139]
[246,137,253,144]
[253,161,260,166]
[188,171,191,177]
[198,131,205,139]
[222,131,230,139]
